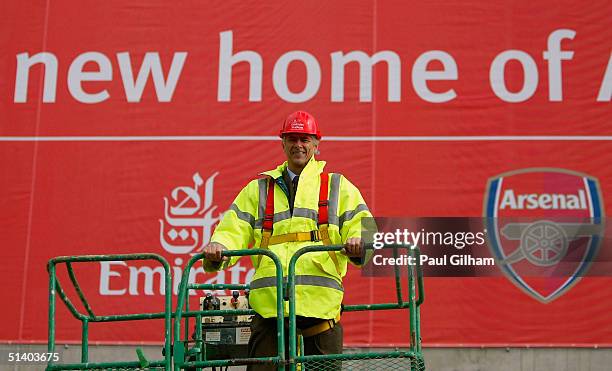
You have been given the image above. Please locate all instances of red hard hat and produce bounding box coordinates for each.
[279,111,321,139]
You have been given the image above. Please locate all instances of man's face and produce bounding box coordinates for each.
[282,134,319,170]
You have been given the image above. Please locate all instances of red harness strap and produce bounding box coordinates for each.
[318,173,329,225]
[259,172,341,275]
[262,173,329,233]
[262,176,276,231]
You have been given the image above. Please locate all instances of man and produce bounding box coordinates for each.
[203,111,372,370]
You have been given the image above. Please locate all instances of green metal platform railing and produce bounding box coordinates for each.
[47,254,173,370]
[172,243,425,370]
[172,248,286,371]
[287,244,425,371]
[47,244,424,370]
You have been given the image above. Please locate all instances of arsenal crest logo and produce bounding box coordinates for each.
[483,168,605,303]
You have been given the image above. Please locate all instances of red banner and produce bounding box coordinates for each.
[1,0,611,346]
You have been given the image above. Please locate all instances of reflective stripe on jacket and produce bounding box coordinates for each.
[204,157,372,319]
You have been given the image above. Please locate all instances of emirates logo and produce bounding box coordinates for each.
[159,172,224,255]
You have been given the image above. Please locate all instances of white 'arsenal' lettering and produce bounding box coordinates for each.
[499,189,587,210]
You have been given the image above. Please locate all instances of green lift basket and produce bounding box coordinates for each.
[47,244,425,370]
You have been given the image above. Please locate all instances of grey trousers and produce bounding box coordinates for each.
[246,314,343,371]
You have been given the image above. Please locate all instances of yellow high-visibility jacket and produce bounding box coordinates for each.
[204,157,372,319]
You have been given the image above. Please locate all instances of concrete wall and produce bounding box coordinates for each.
[2,344,611,371]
